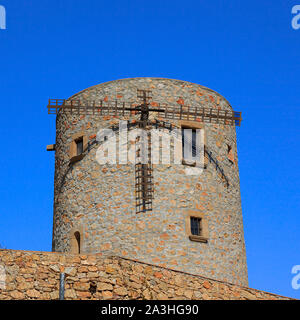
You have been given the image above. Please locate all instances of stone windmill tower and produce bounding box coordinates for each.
[47,78,248,286]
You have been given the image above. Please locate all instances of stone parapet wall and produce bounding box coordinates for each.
[0,250,292,300]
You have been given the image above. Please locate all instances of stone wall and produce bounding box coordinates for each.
[52,77,248,286]
[0,250,292,300]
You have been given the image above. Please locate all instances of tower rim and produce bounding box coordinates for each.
[67,77,233,109]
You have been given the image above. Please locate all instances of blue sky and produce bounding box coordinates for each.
[0,0,299,299]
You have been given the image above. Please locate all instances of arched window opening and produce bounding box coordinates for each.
[74,231,81,254]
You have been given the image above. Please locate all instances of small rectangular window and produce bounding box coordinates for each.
[190,217,202,236]
[182,127,198,163]
[76,138,83,155]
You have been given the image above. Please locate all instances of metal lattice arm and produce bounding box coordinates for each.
[47,98,242,126]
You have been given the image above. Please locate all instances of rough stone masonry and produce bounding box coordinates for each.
[0,250,293,300]
[52,77,248,286]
